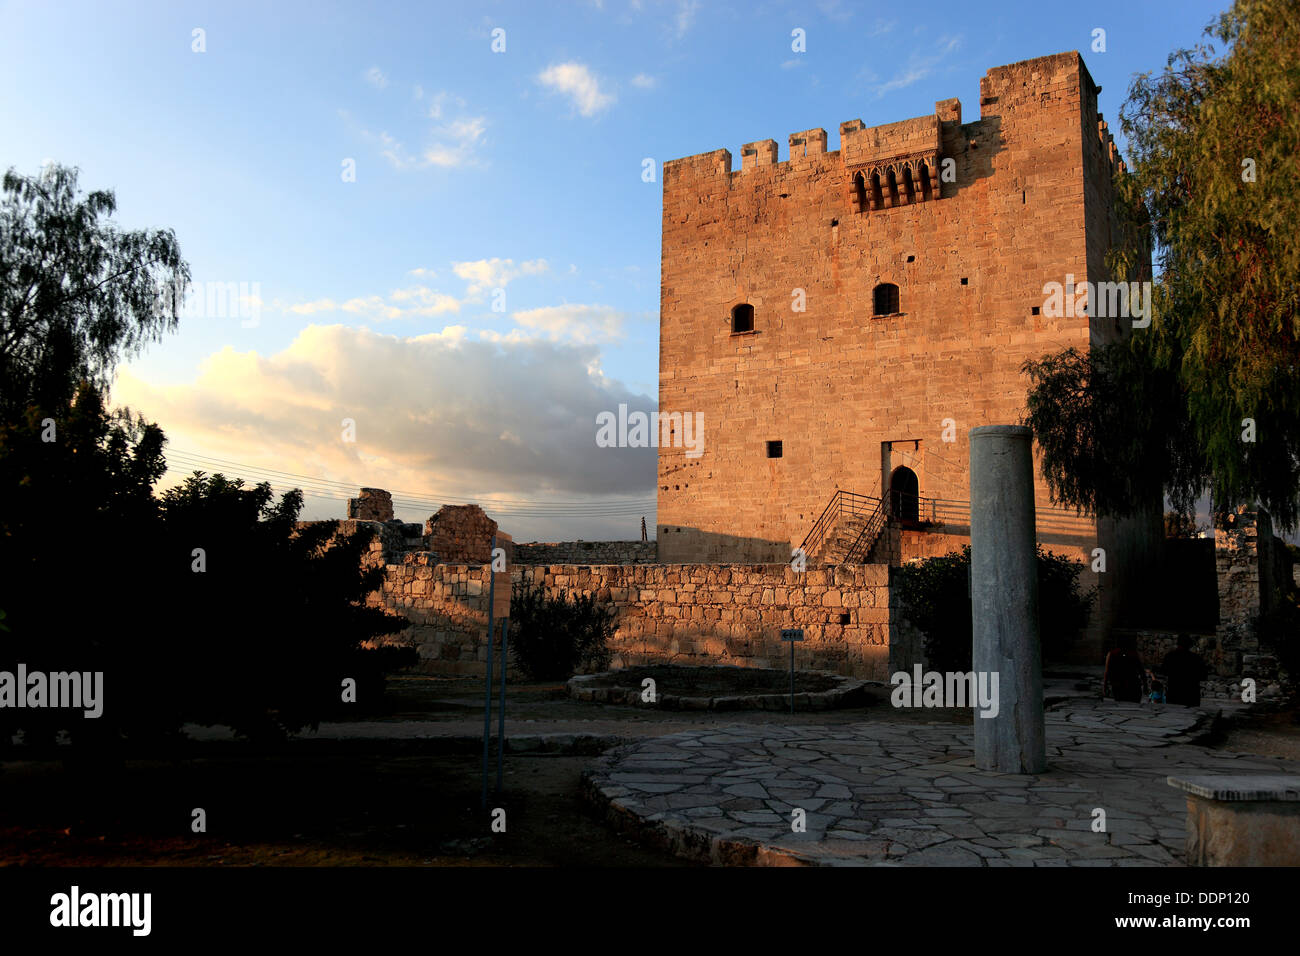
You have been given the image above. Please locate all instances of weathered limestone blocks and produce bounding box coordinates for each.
[654,52,1146,664]
[296,518,410,572]
[1215,507,1285,680]
[347,487,393,522]
[368,559,892,679]
[514,540,658,565]
[423,504,510,564]
[1169,775,1300,866]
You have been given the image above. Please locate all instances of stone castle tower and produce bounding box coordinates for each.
[655,51,1159,651]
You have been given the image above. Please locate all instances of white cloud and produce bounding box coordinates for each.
[453,258,549,296]
[364,66,388,89]
[674,0,698,38]
[871,34,962,98]
[631,73,656,89]
[426,90,466,120]
[289,296,403,321]
[371,112,488,170]
[484,304,627,345]
[349,88,485,171]
[871,18,897,37]
[388,286,463,316]
[286,286,462,321]
[537,62,615,117]
[113,325,656,503]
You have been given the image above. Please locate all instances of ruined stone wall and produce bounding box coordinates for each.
[514,540,658,565]
[423,504,503,563]
[370,560,891,679]
[1115,628,1279,700]
[295,518,421,572]
[347,487,393,522]
[1215,509,1282,679]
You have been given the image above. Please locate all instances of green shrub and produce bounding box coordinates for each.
[895,545,1096,672]
[893,550,972,674]
[509,584,614,681]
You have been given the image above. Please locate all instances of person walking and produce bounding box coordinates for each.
[1103,633,1145,703]
[1161,633,1208,707]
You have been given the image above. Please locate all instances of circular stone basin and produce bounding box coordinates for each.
[567,664,868,711]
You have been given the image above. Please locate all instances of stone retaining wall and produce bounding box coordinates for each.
[1215,508,1289,680]
[369,560,891,679]
[513,540,658,565]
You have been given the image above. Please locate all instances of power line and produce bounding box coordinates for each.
[161,448,655,517]
[159,471,655,520]
[164,448,655,508]
[158,473,654,523]
[159,469,655,519]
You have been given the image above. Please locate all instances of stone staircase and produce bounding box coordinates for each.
[800,490,890,566]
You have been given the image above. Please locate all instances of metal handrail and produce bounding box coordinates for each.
[798,489,880,559]
[800,488,942,565]
[843,497,889,563]
[888,491,938,523]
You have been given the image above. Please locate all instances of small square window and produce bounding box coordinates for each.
[1031,306,1041,316]
[766,441,783,459]
[960,277,968,285]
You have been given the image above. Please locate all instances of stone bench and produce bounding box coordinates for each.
[1167,775,1300,866]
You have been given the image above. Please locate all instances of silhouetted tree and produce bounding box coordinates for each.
[1,164,184,748]
[0,166,409,748]
[146,473,409,740]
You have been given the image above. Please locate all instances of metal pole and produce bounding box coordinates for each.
[481,535,497,807]
[790,639,795,714]
[496,617,508,793]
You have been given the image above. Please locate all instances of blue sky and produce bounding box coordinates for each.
[0,0,1231,538]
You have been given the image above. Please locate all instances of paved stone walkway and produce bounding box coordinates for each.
[583,699,1300,866]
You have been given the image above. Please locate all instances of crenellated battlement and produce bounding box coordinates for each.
[788,128,828,158]
[661,50,1108,196]
[1096,114,1126,176]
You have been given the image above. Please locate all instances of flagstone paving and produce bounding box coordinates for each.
[582,699,1300,866]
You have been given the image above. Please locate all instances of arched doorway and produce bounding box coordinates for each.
[889,466,919,522]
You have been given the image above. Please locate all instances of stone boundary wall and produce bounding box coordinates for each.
[514,540,658,565]
[369,560,891,679]
[1113,628,1281,700]
[1215,508,1287,680]
[296,518,421,571]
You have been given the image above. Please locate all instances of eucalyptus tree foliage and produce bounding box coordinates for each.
[0,163,189,416]
[1025,0,1300,530]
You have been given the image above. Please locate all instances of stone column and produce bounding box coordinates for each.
[969,425,1045,773]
